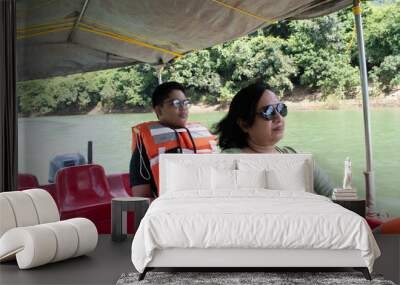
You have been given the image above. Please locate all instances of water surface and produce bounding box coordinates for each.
[18,109,400,216]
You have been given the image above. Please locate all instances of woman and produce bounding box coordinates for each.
[213,82,333,197]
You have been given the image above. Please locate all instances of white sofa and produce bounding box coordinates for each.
[0,189,98,269]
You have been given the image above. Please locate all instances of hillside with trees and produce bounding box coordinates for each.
[17,1,400,116]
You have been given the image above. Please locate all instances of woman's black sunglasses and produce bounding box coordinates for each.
[258,103,288,121]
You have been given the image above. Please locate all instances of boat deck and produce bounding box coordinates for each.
[1,234,398,285]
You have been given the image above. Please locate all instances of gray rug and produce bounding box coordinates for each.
[116,271,396,285]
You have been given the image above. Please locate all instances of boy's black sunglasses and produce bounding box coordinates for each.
[166,99,192,109]
[258,103,288,121]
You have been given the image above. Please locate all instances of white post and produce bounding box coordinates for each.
[353,0,376,217]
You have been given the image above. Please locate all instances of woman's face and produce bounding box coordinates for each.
[155,89,189,128]
[242,90,285,147]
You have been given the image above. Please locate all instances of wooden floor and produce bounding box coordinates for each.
[0,235,134,285]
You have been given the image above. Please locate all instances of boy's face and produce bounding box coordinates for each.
[155,89,189,128]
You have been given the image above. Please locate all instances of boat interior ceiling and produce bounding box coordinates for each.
[16,0,352,81]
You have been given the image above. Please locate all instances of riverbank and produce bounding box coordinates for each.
[19,89,400,117]
[190,89,400,113]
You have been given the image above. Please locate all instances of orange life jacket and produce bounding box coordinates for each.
[131,121,217,193]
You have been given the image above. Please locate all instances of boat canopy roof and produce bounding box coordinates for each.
[17,0,352,81]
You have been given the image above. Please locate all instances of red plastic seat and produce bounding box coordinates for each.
[18,173,57,206]
[121,173,131,194]
[367,217,385,230]
[107,173,154,199]
[107,173,132,197]
[110,172,154,200]
[55,164,113,234]
[18,173,39,190]
[40,183,57,205]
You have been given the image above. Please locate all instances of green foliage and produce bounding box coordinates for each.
[16,1,400,116]
[363,1,400,67]
[164,49,222,103]
[370,55,400,91]
[17,65,157,115]
[217,36,296,96]
[218,81,238,106]
[17,73,103,115]
[287,15,360,98]
[17,80,51,115]
[100,65,157,111]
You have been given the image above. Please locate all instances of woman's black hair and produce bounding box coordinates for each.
[152,81,185,108]
[213,82,272,150]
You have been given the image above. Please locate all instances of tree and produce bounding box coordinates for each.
[164,50,222,104]
[363,2,400,67]
[287,15,360,98]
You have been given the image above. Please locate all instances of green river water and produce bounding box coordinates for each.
[18,109,400,216]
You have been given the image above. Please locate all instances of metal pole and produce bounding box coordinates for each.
[68,0,90,42]
[87,141,93,164]
[157,66,164,84]
[353,0,376,217]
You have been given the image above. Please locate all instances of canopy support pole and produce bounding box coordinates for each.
[157,66,164,84]
[353,0,376,217]
[68,0,90,42]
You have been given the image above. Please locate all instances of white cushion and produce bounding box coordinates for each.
[0,226,57,269]
[23,189,60,223]
[65,218,98,257]
[166,162,212,191]
[0,219,98,269]
[238,156,313,192]
[160,154,237,195]
[0,196,17,237]
[237,169,268,189]
[212,168,237,190]
[266,164,308,192]
[0,191,39,227]
[0,189,59,238]
[42,221,79,262]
